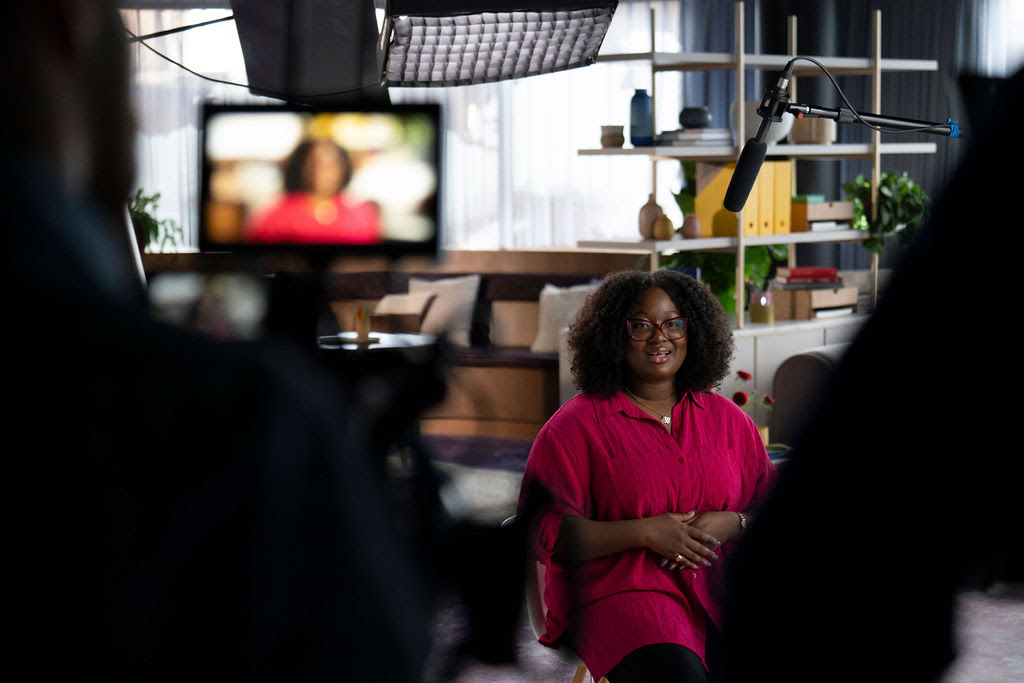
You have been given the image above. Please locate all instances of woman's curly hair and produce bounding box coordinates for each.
[568,269,734,396]
[283,138,353,194]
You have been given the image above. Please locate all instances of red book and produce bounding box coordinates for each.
[775,266,839,279]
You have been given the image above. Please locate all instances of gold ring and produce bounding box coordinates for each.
[674,553,684,563]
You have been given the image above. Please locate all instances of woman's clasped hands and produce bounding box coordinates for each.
[647,511,727,571]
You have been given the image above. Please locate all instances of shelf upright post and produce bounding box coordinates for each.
[870,9,882,310]
[734,0,746,328]
[650,8,657,199]
[787,14,799,267]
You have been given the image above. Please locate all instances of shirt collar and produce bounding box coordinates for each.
[595,388,706,420]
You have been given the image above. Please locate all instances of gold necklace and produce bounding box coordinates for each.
[625,388,676,427]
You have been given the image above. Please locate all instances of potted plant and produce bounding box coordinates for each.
[655,244,787,314]
[127,188,184,254]
[842,171,930,254]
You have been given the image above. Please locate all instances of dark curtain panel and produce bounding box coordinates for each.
[758,0,991,268]
[662,0,995,268]
[676,0,766,117]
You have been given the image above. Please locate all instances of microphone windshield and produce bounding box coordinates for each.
[723,139,768,212]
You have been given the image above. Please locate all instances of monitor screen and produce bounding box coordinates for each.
[199,102,441,257]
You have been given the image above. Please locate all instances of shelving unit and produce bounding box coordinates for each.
[577,2,939,328]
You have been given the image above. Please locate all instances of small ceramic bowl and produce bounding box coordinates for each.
[679,106,712,128]
[600,125,625,148]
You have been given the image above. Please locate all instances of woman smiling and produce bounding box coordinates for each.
[518,269,776,683]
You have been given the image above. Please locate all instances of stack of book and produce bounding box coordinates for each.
[772,266,843,289]
[771,267,858,320]
[655,128,732,146]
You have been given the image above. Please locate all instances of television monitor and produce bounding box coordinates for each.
[199,102,441,257]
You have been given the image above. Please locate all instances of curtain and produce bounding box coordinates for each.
[392,1,696,249]
[761,0,1022,269]
[121,5,271,251]
[123,0,1020,252]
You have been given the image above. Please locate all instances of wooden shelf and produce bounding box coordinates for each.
[579,4,939,327]
[597,50,938,76]
[579,230,868,254]
[578,142,937,160]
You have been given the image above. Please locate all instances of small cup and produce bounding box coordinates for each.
[600,124,625,148]
[749,291,774,325]
[353,311,371,341]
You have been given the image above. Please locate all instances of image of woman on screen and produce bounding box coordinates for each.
[244,137,381,245]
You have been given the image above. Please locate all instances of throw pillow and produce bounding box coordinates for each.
[409,274,481,347]
[530,282,598,354]
[373,291,436,322]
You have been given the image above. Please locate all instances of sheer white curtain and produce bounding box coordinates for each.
[123,1,688,251]
[121,7,271,251]
[978,0,1024,76]
[392,1,686,248]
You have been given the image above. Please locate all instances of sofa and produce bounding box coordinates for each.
[770,342,852,446]
[321,270,601,439]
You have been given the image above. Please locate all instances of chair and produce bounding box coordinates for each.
[772,342,851,446]
[502,515,606,683]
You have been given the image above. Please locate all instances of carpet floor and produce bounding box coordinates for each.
[421,436,1024,682]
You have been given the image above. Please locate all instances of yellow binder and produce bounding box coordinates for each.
[756,162,774,236]
[772,161,793,234]
[695,162,740,238]
[742,167,759,236]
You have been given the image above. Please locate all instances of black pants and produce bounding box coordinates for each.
[606,622,722,683]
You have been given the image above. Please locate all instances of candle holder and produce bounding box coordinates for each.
[749,290,774,324]
[353,306,372,341]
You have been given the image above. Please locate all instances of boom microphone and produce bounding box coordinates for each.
[724,60,796,212]
[723,140,767,213]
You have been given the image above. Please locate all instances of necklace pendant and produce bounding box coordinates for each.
[662,416,671,425]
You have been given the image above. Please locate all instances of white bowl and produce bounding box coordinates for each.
[730,100,795,145]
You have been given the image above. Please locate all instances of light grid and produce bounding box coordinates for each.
[383,8,615,87]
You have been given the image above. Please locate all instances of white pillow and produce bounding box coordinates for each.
[530,282,598,354]
[373,291,435,318]
[409,274,481,347]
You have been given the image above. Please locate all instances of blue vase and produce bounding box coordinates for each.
[630,89,653,147]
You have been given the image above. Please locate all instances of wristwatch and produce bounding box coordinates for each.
[736,511,748,532]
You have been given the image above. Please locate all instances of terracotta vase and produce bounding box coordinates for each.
[638,194,663,239]
[680,213,701,238]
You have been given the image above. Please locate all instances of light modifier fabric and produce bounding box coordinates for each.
[382,3,616,87]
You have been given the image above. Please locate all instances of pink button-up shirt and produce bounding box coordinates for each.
[518,390,776,679]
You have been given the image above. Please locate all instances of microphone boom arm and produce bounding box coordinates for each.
[787,102,960,138]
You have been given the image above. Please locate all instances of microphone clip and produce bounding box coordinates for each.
[756,70,793,124]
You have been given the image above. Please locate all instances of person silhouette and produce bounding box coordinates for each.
[721,67,1024,682]
[1,2,429,679]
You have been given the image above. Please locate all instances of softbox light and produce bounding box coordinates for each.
[380,1,617,87]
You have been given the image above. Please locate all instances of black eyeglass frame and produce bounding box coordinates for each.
[625,316,688,342]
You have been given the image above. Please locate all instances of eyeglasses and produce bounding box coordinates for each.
[625,317,688,342]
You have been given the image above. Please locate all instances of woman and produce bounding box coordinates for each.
[245,137,381,244]
[518,269,776,683]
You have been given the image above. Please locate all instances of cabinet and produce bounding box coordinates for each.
[577,3,939,328]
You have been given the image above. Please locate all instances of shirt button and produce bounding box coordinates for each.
[678,457,685,464]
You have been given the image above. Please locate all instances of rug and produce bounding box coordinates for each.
[421,434,533,473]
[416,438,1024,682]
